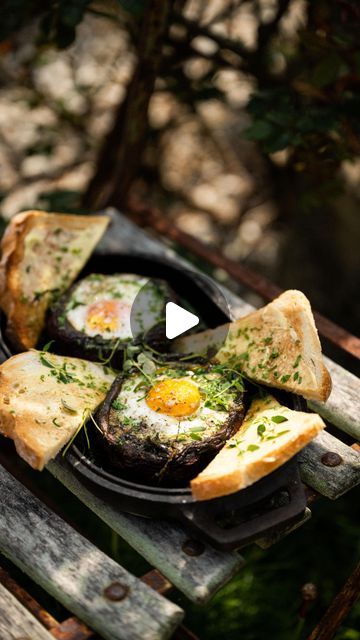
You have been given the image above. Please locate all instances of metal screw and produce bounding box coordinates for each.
[321,452,342,467]
[182,538,205,556]
[301,582,318,601]
[299,582,318,618]
[103,582,129,601]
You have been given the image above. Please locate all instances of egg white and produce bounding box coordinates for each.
[118,375,229,438]
[66,274,165,340]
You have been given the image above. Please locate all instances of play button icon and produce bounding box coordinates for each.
[165,302,199,340]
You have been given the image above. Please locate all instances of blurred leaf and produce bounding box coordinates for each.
[0,0,37,41]
[116,0,145,17]
[312,53,344,87]
[37,189,83,212]
[59,0,88,27]
[25,138,55,156]
[244,121,274,141]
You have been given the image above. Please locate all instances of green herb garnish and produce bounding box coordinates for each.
[271,415,288,424]
[280,374,291,383]
[61,398,77,414]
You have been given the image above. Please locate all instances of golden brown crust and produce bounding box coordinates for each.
[0,210,110,350]
[191,395,326,500]
[174,290,332,402]
[0,350,114,470]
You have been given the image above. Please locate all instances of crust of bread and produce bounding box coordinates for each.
[0,210,110,350]
[191,394,326,500]
[174,290,332,402]
[0,350,114,470]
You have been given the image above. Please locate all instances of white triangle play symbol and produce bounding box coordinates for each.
[165,302,199,340]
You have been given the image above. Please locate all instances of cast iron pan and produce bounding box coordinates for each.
[0,251,307,550]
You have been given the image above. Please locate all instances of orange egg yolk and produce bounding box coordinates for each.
[86,299,121,333]
[146,378,201,418]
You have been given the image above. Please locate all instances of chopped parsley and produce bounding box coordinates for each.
[280,374,291,383]
[271,415,288,424]
[293,355,302,368]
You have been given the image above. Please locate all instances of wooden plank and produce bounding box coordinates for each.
[0,565,59,631]
[0,582,55,640]
[0,465,183,640]
[0,565,94,640]
[48,458,245,604]
[298,430,360,499]
[309,358,360,440]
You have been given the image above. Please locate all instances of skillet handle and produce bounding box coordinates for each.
[179,459,307,551]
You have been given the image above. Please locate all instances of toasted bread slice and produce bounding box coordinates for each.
[0,210,110,350]
[0,350,114,470]
[191,394,325,500]
[173,290,331,402]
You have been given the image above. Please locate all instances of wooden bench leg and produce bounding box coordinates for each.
[307,562,360,640]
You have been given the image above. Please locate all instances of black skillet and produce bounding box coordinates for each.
[0,252,307,550]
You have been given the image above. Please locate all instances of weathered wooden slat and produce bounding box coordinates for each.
[309,358,360,440]
[0,465,183,640]
[0,582,54,640]
[48,458,245,604]
[298,430,360,499]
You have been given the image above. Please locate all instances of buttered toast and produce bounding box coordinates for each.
[0,210,110,350]
[191,394,326,500]
[174,290,331,402]
[0,350,114,470]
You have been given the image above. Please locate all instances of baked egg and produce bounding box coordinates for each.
[96,361,246,484]
[47,273,173,362]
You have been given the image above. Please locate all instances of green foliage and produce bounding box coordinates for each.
[245,88,344,155]
[115,0,145,18]
[0,0,37,42]
[245,0,360,164]
[36,189,83,212]
[39,0,91,49]
[0,0,91,47]
[0,0,144,46]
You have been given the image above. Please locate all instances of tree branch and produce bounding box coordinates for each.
[172,11,253,63]
[257,0,292,51]
[82,0,171,209]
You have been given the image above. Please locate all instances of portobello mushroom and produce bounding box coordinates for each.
[95,360,246,485]
[47,273,175,365]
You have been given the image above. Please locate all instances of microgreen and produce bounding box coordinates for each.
[62,408,92,456]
